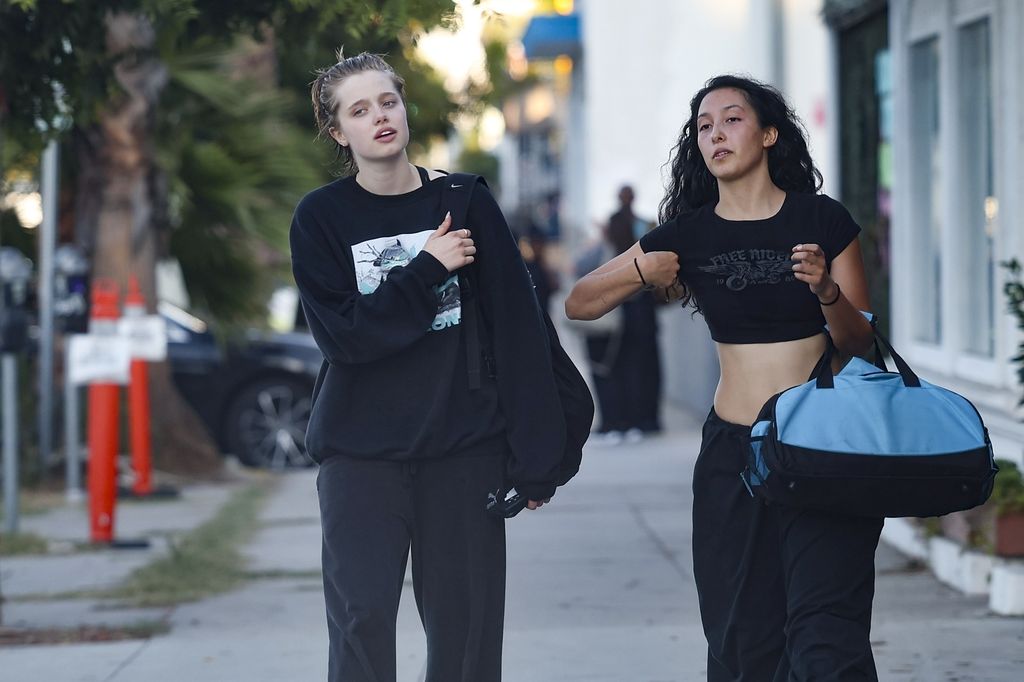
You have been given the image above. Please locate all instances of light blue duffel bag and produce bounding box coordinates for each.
[741,326,997,518]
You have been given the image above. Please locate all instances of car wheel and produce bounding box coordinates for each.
[224,376,314,469]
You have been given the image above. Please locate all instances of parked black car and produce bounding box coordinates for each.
[163,302,322,469]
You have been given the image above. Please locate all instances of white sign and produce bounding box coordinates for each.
[118,315,167,361]
[68,334,131,385]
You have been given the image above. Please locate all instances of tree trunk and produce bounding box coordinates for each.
[81,11,221,476]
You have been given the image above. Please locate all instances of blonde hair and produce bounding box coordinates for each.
[310,50,407,174]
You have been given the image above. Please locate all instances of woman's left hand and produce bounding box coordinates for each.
[527,498,551,510]
[791,243,838,301]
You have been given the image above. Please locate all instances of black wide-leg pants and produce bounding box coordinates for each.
[317,452,506,682]
[692,409,884,682]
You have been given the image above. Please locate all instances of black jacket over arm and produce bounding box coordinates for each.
[469,185,566,500]
[290,176,564,501]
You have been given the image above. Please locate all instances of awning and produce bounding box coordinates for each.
[521,13,580,60]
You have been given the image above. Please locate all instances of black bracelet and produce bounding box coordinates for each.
[634,257,655,290]
[819,283,841,306]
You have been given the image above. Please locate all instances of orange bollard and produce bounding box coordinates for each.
[125,275,152,496]
[87,280,121,543]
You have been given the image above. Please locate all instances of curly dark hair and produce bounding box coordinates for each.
[658,75,823,310]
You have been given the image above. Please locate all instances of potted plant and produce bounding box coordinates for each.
[989,458,1024,557]
[941,262,1024,556]
[986,259,1024,557]
[1003,258,1024,397]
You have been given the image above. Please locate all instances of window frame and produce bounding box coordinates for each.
[891,0,1012,391]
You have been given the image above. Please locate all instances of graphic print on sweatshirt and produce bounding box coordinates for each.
[698,248,796,291]
[352,230,461,331]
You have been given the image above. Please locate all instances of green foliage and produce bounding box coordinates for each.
[1,0,462,327]
[0,207,33,254]
[474,37,534,110]
[271,9,458,171]
[457,147,500,186]
[993,459,1024,515]
[157,44,321,324]
[0,531,49,556]
[107,481,270,606]
[0,0,111,146]
[1003,258,1024,406]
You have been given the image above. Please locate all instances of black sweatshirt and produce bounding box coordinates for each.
[290,173,565,501]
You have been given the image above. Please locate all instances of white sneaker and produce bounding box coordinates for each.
[590,431,624,446]
[624,428,645,444]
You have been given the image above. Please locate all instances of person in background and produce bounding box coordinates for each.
[519,223,559,316]
[605,185,662,437]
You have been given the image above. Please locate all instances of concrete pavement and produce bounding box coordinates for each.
[2,407,1023,681]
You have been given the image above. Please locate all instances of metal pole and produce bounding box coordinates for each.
[37,140,59,471]
[64,340,82,502]
[2,353,18,535]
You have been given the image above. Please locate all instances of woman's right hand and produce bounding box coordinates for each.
[636,251,681,287]
[423,212,476,272]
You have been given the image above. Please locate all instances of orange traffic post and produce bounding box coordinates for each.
[87,279,120,544]
[125,275,152,496]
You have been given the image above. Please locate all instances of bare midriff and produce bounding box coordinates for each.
[713,333,833,426]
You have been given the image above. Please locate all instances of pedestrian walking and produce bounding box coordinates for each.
[604,185,662,437]
[291,51,567,682]
[566,75,881,681]
[576,185,663,445]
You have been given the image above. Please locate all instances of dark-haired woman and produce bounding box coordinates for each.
[566,75,880,681]
[291,51,566,682]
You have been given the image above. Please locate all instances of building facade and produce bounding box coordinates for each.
[561,0,839,414]
[884,0,1024,466]
[518,0,1024,460]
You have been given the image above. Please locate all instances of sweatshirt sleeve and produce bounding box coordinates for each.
[289,199,451,365]
[472,185,564,501]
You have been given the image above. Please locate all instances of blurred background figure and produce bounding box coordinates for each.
[518,224,559,317]
[577,185,662,445]
[605,185,662,437]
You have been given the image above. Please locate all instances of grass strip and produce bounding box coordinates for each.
[244,568,322,580]
[0,620,170,647]
[105,481,271,607]
[0,532,50,557]
[0,491,66,523]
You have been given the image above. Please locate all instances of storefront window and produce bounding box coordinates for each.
[958,19,995,357]
[909,37,942,345]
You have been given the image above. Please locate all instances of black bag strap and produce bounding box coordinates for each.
[812,325,920,389]
[438,172,486,389]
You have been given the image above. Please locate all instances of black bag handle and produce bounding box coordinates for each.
[812,326,920,389]
[439,172,486,389]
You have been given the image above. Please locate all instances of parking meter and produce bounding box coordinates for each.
[55,244,90,333]
[0,247,33,353]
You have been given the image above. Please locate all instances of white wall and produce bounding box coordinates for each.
[781,0,838,196]
[575,0,834,412]
[580,0,834,232]
[888,0,1024,466]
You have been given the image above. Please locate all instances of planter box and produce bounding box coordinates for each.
[928,536,993,595]
[885,519,1024,614]
[990,563,1024,616]
[994,512,1024,557]
[881,517,929,560]
[938,504,1024,558]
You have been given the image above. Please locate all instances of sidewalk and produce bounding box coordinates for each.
[2,406,1023,680]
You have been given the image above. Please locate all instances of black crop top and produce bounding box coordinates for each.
[639,192,860,344]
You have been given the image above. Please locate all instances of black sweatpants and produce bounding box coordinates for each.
[317,452,506,682]
[692,409,883,682]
